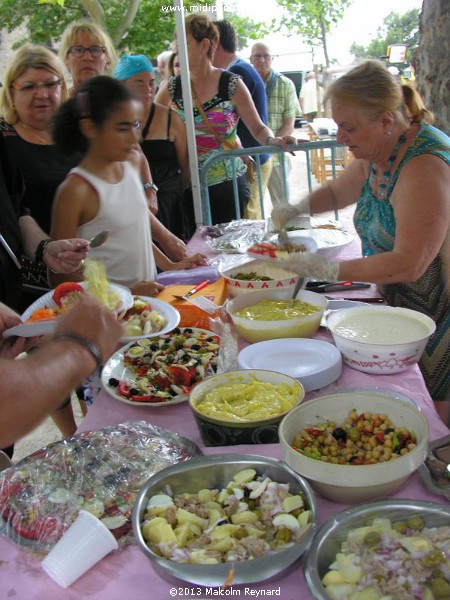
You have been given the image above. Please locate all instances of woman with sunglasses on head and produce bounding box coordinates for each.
[155,13,296,225]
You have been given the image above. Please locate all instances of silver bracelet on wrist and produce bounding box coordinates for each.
[53,333,103,371]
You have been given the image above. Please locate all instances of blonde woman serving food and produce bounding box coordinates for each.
[272,60,450,424]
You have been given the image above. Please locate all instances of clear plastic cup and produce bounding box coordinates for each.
[41,510,118,588]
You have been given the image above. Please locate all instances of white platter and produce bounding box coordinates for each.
[102,327,219,407]
[246,236,318,263]
[270,229,354,259]
[119,296,180,342]
[237,338,342,392]
[3,283,133,338]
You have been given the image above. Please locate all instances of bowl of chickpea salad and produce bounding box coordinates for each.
[279,388,429,503]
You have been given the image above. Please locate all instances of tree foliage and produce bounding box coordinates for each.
[0,0,269,58]
[350,9,420,63]
[275,0,353,67]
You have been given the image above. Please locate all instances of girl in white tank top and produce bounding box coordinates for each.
[50,76,205,297]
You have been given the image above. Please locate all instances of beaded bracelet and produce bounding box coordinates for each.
[35,238,52,264]
[53,333,103,371]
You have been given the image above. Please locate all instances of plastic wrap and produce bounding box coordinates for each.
[0,421,201,553]
[156,265,220,286]
[209,307,240,374]
[201,220,266,254]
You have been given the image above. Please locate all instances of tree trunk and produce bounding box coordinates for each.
[414,0,450,131]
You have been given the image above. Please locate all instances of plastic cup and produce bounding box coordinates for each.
[41,510,118,588]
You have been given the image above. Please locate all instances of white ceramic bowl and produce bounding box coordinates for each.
[220,259,298,298]
[327,305,436,374]
[279,389,429,503]
[226,288,328,343]
[189,369,305,446]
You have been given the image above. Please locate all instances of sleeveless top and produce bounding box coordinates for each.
[168,70,246,186]
[71,162,156,287]
[141,104,180,180]
[140,105,190,240]
[354,123,450,401]
[0,120,81,233]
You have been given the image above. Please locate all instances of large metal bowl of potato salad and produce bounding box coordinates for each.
[303,499,450,600]
[132,454,317,586]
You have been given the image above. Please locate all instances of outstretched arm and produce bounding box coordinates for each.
[0,295,122,447]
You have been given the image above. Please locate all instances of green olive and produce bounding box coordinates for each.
[422,550,446,568]
[363,531,381,546]
[348,427,360,442]
[430,577,450,598]
[407,516,424,530]
[275,527,292,543]
[432,569,445,578]
[392,521,408,534]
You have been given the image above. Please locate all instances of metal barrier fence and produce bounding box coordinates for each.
[198,138,347,225]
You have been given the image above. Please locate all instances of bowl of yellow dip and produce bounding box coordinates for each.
[226,288,327,343]
[189,369,305,446]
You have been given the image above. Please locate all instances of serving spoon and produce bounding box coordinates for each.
[89,230,109,248]
[290,277,306,306]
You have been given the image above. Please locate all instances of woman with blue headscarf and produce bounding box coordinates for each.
[115,54,195,241]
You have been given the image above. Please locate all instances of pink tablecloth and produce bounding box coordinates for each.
[1,224,449,599]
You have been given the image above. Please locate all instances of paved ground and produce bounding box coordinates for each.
[11,126,338,463]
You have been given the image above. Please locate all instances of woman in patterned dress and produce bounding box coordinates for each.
[155,13,296,225]
[272,60,450,424]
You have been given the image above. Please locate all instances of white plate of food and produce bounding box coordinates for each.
[119,296,180,342]
[3,282,133,338]
[237,338,342,392]
[246,237,318,263]
[102,327,220,407]
[276,229,354,258]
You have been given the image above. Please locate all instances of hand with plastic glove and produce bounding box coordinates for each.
[282,252,340,281]
[271,197,310,232]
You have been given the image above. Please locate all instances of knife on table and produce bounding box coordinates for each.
[307,281,371,292]
[325,296,385,303]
